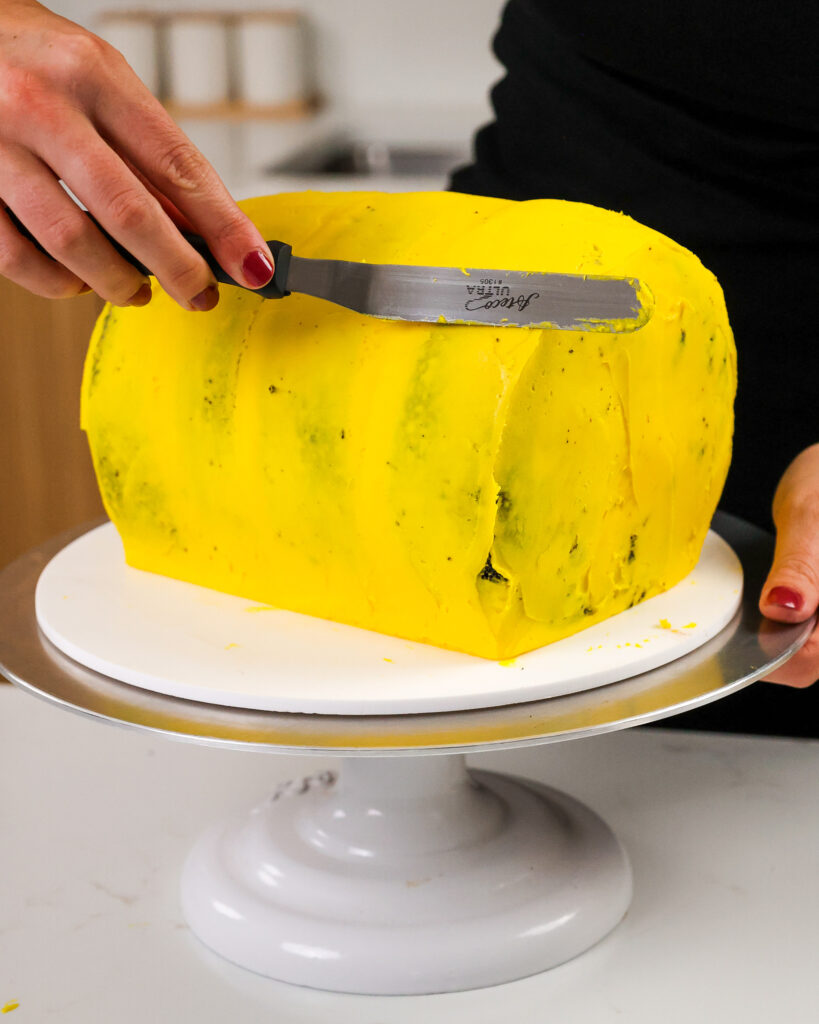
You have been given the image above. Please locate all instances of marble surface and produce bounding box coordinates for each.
[1,684,817,1021]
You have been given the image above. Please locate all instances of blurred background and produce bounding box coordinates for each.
[52,0,506,192]
[0,0,507,571]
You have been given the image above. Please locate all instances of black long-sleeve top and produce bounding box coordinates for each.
[451,0,818,531]
[450,1,819,730]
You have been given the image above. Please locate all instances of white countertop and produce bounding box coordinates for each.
[2,684,818,1022]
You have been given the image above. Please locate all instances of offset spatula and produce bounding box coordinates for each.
[8,208,651,332]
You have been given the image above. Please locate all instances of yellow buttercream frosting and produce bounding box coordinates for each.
[81,191,736,659]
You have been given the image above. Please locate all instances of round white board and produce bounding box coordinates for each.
[35,523,743,715]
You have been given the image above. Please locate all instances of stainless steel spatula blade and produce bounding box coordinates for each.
[285,255,651,332]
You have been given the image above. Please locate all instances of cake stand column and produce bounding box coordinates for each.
[181,752,632,994]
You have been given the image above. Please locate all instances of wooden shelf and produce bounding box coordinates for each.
[164,98,317,122]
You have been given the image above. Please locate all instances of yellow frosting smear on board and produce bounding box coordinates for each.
[81,191,736,660]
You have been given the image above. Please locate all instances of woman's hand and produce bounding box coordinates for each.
[759,443,819,686]
[0,0,274,311]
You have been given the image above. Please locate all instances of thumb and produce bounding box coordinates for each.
[759,444,819,623]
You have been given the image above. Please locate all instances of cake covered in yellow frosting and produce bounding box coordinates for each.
[81,191,736,659]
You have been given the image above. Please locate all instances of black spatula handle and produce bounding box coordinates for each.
[4,206,292,299]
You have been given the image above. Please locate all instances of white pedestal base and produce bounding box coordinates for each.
[181,755,631,994]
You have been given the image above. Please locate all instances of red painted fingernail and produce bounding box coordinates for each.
[189,284,219,312]
[242,249,274,288]
[766,586,804,610]
[127,283,153,307]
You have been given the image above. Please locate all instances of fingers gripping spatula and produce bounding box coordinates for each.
[8,208,651,332]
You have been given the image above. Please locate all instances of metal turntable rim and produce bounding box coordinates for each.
[0,513,812,755]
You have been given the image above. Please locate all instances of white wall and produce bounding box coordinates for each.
[49,0,507,110]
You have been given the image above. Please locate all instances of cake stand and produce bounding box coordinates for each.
[0,513,812,996]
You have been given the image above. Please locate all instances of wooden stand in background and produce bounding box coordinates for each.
[0,280,105,572]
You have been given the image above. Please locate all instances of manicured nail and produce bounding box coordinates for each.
[766,586,804,611]
[127,282,152,307]
[242,249,274,288]
[189,284,219,312]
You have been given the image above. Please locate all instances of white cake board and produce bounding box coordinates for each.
[34,523,742,715]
